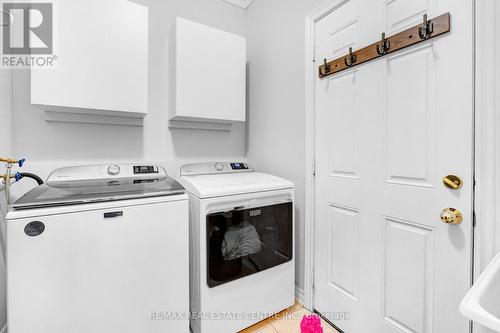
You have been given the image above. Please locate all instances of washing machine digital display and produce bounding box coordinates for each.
[133,166,159,174]
[230,163,248,170]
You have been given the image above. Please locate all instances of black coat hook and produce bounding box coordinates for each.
[344,47,357,67]
[376,32,390,55]
[418,14,434,40]
[320,58,330,76]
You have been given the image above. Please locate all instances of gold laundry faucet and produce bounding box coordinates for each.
[0,157,26,207]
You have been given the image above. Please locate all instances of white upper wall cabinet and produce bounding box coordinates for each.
[31,0,148,126]
[171,17,246,131]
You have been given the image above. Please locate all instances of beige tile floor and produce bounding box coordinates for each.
[239,303,340,333]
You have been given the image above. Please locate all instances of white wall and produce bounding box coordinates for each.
[0,69,12,331]
[10,0,247,181]
[476,0,500,269]
[0,12,12,327]
[0,71,12,157]
[3,0,247,329]
[246,0,324,298]
[495,0,500,263]
[475,1,500,332]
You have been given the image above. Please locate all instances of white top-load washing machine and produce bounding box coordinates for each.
[5,164,190,333]
[179,162,295,333]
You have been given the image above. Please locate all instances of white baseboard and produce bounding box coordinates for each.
[295,285,305,306]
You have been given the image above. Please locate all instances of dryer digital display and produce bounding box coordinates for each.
[230,163,248,170]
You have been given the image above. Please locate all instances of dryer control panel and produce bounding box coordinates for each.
[180,162,254,176]
[230,162,249,170]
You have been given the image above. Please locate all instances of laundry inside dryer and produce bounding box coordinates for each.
[207,201,293,287]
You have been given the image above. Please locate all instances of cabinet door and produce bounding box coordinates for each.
[174,17,246,123]
[31,0,148,120]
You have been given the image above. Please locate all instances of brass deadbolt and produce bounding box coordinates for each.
[440,208,463,225]
[443,175,463,189]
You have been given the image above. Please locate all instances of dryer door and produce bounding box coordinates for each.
[206,201,293,288]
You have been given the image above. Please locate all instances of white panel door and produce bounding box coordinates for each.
[313,0,474,332]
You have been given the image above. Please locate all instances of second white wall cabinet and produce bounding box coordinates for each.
[171,17,246,131]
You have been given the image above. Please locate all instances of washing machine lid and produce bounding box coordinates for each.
[12,164,185,210]
[179,162,294,198]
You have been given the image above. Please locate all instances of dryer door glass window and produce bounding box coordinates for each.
[206,201,293,288]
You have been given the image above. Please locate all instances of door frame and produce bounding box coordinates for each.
[473,1,500,331]
[303,0,494,320]
[303,0,351,310]
[473,0,500,314]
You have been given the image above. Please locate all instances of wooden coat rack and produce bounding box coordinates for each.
[318,12,451,78]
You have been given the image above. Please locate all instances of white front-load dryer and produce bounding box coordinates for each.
[5,164,190,333]
[179,162,295,333]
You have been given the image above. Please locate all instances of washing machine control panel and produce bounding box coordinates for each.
[107,165,121,175]
[47,164,168,187]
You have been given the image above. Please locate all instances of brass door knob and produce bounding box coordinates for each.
[443,175,463,189]
[440,208,463,225]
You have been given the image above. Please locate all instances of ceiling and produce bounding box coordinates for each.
[222,0,255,9]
